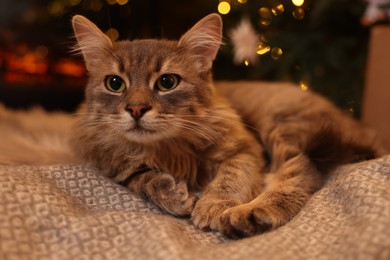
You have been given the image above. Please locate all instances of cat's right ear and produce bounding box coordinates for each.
[72,15,112,71]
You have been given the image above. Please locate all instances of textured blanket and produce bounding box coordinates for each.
[1,155,390,259]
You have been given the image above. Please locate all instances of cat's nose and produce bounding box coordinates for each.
[125,104,151,120]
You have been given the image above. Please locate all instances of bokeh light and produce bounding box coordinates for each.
[237,0,247,3]
[48,1,65,16]
[257,43,270,55]
[68,0,81,6]
[292,0,304,7]
[117,0,128,5]
[106,28,119,41]
[272,4,284,16]
[299,81,308,91]
[293,7,305,20]
[271,47,283,59]
[218,2,231,15]
[259,7,272,26]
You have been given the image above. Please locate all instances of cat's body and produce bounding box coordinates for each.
[68,14,383,238]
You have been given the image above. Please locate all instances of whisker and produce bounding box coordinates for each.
[179,114,268,135]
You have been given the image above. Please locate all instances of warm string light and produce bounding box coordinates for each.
[293,7,305,20]
[257,42,270,55]
[106,28,119,41]
[259,7,272,26]
[219,0,308,66]
[218,1,231,15]
[107,0,128,5]
[272,4,284,16]
[292,0,304,7]
[271,47,283,60]
[299,81,309,91]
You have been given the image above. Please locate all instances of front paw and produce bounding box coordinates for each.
[147,174,196,217]
[191,198,238,231]
[219,204,273,238]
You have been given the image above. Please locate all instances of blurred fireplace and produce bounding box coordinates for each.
[0,44,86,112]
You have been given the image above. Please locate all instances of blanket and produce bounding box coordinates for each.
[1,155,390,259]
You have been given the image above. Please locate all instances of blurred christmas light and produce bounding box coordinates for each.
[106,0,116,5]
[257,42,270,55]
[292,0,304,7]
[244,60,250,66]
[106,28,119,41]
[218,2,231,15]
[68,0,81,6]
[259,7,272,26]
[117,0,128,5]
[271,47,283,59]
[237,0,247,3]
[299,81,308,91]
[293,7,305,20]
[272,4,284,16]
[82,0,103,11]
[48,1,65,16]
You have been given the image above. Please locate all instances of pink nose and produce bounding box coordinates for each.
[125,104,151,120]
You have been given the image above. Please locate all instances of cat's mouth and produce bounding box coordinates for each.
[128,124,157,135]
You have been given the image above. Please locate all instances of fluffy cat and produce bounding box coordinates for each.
[71,13,382,238]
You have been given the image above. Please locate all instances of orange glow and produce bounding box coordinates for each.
[54,59,86,77]
[0,45,87,87]
[7,52,48,74]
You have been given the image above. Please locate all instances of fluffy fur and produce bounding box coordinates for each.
[69,13,383,238]
[0,104,77,165]
[0,14,383,239]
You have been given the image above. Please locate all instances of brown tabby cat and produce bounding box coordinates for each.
[71,13,382,238]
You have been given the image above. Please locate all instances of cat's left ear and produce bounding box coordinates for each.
[178,13,222,69]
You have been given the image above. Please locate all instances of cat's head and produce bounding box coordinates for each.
[72,14,223,144]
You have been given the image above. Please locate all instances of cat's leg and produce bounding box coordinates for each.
[191,152,264,231]
[126,171,197,217]
[218,141,323,238]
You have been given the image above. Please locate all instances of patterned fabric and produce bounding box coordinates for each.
[1,156,390,259]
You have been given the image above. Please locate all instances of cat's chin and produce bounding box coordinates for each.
[123,127,168,144]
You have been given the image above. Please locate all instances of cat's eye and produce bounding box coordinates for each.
[155,74,180,92]
[105,75,126,93]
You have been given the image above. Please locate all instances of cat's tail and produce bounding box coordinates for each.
[0,104,78,165]
[305,122,384,173]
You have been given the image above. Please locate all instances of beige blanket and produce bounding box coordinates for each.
[1,155,390,259]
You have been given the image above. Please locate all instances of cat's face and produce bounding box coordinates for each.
[72,14,222,143]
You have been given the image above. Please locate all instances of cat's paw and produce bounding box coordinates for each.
[147,174,196,217]
[218,204,273,238]
[191,198,238,231]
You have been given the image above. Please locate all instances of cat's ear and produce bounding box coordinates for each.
[72,15,113,71]
[178,13,222,69]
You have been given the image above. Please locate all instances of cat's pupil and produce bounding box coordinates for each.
[109,76,123,90]
[155,74,180,92]
[160,75,175,89]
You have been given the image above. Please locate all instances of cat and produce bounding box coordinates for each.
[71,13,382,238]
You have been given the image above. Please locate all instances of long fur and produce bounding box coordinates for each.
[0,104,77,165]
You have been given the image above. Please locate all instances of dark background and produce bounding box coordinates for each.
[0,0,379,117]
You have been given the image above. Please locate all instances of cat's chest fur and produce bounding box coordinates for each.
[96,136,216,190]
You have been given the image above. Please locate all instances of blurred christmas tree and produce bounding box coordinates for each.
[213,0,371,118]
